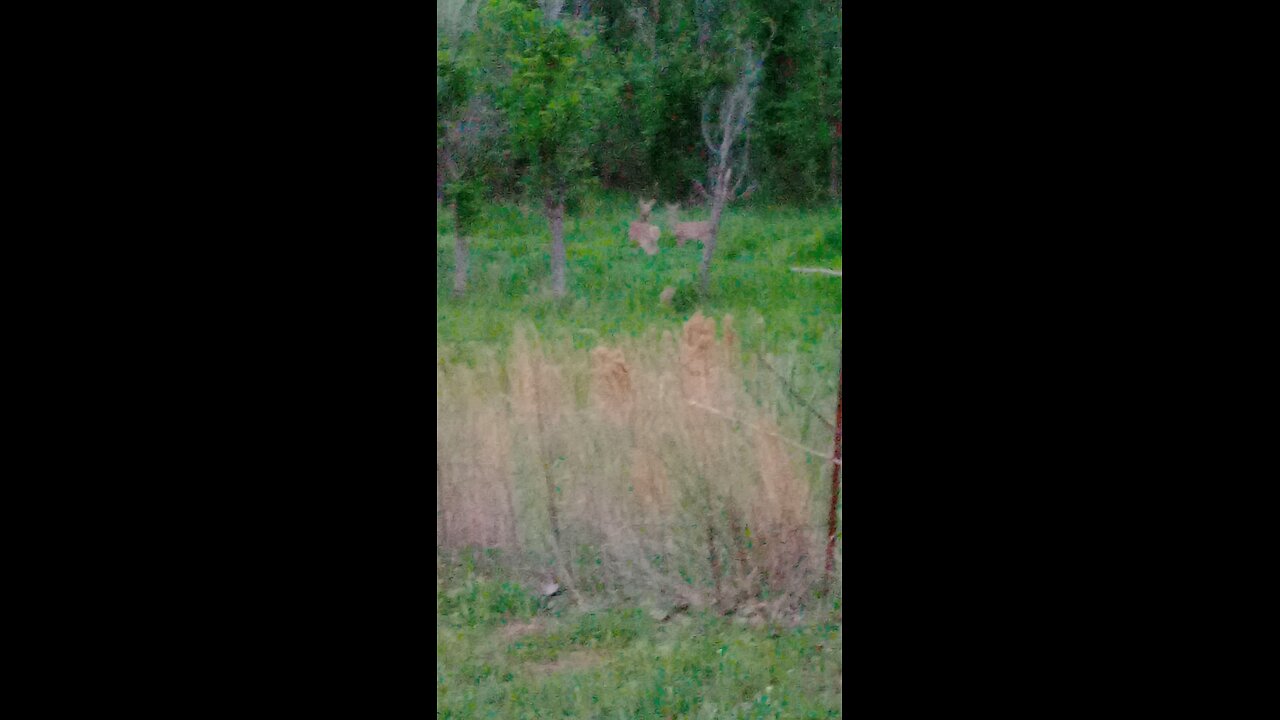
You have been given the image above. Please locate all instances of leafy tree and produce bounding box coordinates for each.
[439,0,494,297]
[751,0,840,203]
[487,0,619,298]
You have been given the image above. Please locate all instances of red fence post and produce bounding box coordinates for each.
[823,355,844,592]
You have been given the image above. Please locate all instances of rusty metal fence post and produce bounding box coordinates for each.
[823,352,843,593]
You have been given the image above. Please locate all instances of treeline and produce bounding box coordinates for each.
[438,0,841,206]
[438,0,841,298]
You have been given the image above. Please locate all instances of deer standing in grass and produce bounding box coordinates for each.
[664,203,714,248]
[629,198,661,255]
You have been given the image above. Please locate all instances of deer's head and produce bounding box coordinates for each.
[638,198,656,219]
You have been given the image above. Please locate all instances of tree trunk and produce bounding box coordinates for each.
[452,203,468,297]
[699,202,725,298]
[546,194,567,298]
[699,233,715,299]
[829,143,839,200]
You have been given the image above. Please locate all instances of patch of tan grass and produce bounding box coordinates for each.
[499,620,545,642]
[437,315,839,612]
[439,389,518,549]
[751,417,816,587]
[589,346,632,426]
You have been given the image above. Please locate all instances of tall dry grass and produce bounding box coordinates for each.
[436,314,841,618]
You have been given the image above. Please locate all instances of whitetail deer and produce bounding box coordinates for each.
[664,203,714,248]
[629,198,661,255]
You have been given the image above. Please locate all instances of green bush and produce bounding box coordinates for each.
[671,281,699,314]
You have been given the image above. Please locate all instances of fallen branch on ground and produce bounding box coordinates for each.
[790,267,842,276]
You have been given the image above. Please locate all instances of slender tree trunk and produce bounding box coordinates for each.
[546,193,567,298]
[699,202,725,298]
[452,202,468,297]
[829,143,839,200]
[699,234,715,299]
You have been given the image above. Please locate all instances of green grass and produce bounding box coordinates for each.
[437,192,842,358]
[437,196,844,717]
[437,562,842,719]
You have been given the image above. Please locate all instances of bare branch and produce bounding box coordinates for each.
[539,0,565,23]
[700,95,718,156]
[718,98,736,165]
[730,69,753,134]
[687,400,841,466]
[626,6,654,51]
[694,17,773,207]
[790,267,843,276]
[761,18,779,59]
[756,351,837,432]
[437,0,480,49]
[733,132,750,193]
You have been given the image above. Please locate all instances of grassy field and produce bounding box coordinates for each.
[436,193,842,357]
[438,555,842,719]
[437,194,843,717]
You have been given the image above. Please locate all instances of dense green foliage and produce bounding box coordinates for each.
[438,0,841,206]
[488,1,616,207]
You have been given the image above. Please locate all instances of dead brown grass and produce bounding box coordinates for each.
[750,417,816,593]
[436,316,839,615]
[438,365,519,550]
[499,620,545,642]
[590,346,632,426]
